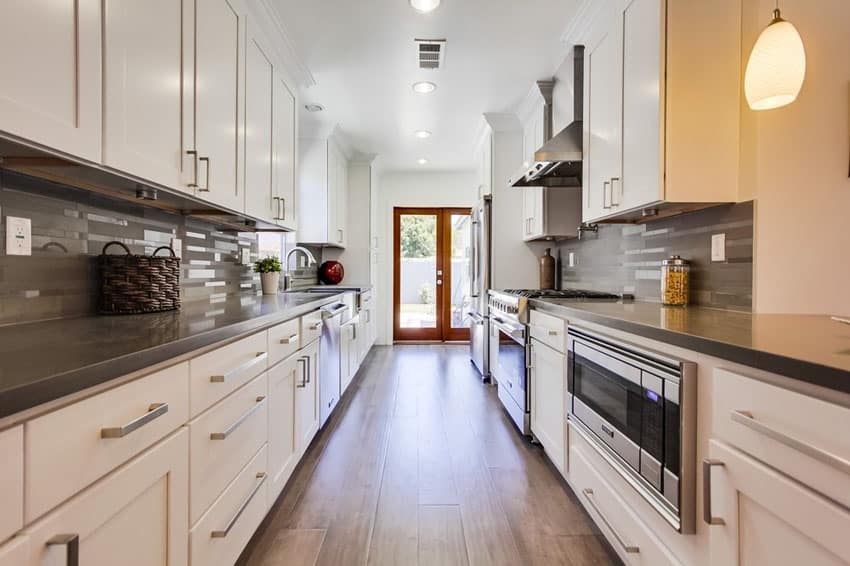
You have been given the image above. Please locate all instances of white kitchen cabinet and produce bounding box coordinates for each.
[340,319,354,394]
[102,0,191,191]
[0,426,23,543]
[0,0,101,162]
[0,537,28,566]
[530,338,566,474]
[474,132,493,198]
[298,135,349,247]
[583,0,741,223]
[273,75,297,229]
[192,0,246,212]
[20,429,189,566]
[268,354,298,500]
[295,339,320,455]
[244,23,275,222]
[706,439,850,566]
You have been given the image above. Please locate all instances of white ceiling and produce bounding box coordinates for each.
[272,0,581,172]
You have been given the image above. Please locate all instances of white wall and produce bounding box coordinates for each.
[374,170,477,344]
[742,0,850,315]
[323,160,372,284]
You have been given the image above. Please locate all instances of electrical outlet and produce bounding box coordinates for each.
[568,252,575,267]
[240,248,252,266]
[5,216,32,256]
[170,238,182,259]
[711,233,726,262]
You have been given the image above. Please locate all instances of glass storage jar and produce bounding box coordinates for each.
[661,255,690,306]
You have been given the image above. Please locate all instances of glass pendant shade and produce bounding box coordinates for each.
[744,9,806,111]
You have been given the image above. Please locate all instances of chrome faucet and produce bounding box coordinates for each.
[284,246,317,291]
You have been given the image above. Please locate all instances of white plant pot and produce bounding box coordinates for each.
[260,272,280,295]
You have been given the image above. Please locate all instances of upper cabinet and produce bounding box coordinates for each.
[273,76,297,229]
[583,0,741,224]
[0,0,102,162]
[298,134,349,247]
[474,131,493,199]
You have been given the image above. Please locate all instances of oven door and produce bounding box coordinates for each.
[491,316,527,413]
[569,338,643,472]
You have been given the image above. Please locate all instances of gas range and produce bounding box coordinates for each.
[489,288,629,324]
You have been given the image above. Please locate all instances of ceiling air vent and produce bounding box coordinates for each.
[415,38,447,70]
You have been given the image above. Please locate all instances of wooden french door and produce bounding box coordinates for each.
[393,207,472,342]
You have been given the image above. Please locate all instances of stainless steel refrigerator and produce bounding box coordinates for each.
[467,195,491,381]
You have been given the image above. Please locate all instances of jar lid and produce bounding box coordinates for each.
[662,255,689,266]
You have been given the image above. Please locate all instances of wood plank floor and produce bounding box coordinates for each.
[238,345,621,566]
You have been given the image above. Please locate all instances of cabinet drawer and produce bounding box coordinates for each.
[360,289,373,305]
[529,309,567,353]
[713,368,850,508]
[300,310,324,346]
[0,426,23,543]
[189,373,268,525]
[268,317,300,367]
[190,332,268,417]
[190,444,269,566]
[25,363,189,522]
[570,439,681,566]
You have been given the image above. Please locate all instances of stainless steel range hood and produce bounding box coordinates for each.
[511,46,584,188]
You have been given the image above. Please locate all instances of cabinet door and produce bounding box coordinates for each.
[706,440,850,566]
[326,142,339,244]
[0,0,101,161]
[244,24,275,221]
[0,537,29,566]
[620,0,664,211]
[340,323,353,394]
[295,341,320,455]
[273,77,297,228]
[583,0,622,223]
[530,339,566,473]
[335,152,348,246]
[268,355,297,500]
[21,430,188,566]
[103,0,189,190]
[194,0,245,211]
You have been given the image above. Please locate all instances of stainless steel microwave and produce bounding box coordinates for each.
[567,326,697,533]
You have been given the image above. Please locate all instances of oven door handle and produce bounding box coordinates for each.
[491,318,525,340]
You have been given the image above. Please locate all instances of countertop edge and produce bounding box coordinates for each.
[0,293,345,419]
[529,299,850,395]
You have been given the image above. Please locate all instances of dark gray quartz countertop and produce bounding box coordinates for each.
[530,299,850,394]
[0,292,344,418]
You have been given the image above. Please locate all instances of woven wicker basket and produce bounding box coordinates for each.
[99,241,181,315]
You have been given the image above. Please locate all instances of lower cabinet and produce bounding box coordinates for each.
[295,339,320,455]
[0,536,28,566]
[268,354,298,500]
[340,319,356,394]
[706,439,850,566]
[530,338,566,474]
[20,429,189,566]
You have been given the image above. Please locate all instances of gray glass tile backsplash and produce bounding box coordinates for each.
[555,201,754,309]
[0,172,315,325]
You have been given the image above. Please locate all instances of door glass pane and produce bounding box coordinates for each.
[450,213,471,328]
[399,214,437,329]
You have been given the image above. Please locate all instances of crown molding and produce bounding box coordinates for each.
[561,0,603,46]
[252,0,316,88]
[349,152,378,164]
[483,113,521,133]
[515,81,551,125]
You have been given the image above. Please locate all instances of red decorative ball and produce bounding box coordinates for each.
[318,260,344,285]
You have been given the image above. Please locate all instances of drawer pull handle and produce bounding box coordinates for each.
[731,409,850,475]
[581,488,639,554]
[210,396,266,440]
[309,322,323,331]
[101,403,169,439]
[211,472,267,538]
[47,534,79,566]
[280,333,299,345]
[210,352,268,383]
[548,330,558,336]
[702,459,726,525]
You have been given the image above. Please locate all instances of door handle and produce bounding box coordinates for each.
[702,459,726,525]
[210,396,266,440]
[47,534,79,566]
[186,150,199,189]
[610,177,621,206]
[296,357,307,388]
[101,403,169,438]
[602,181,611,209]
[199,156,211,192]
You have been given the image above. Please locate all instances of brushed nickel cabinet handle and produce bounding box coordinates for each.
[548,330,558,336]
[309,322,323,331]
[186,150,199,189]
[338,229,344,243]
[304,355,312,384]
[296,357,308,388]
[280,197,286,220]
[602,181,611,209]
[210,352,268,383]
[211,472,267,538]
[280,333,299,345]
[199,156,210,192]
[610,177,621,206]
[210,396,266,440]
[272,197,282,220]
[47,534,79,566]
[731,410,850,474]
[101,403,169,438]
[702,459,726,525]
[582,489,639,553]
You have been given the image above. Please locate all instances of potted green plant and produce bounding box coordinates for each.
[254,256,282,295]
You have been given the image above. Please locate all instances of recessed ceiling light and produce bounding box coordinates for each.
[412,81,437,94]
[304,103,325,112]
[418,158,429,165]
[410,0,441,13]
[414,130,432,139]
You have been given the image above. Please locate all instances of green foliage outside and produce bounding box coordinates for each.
[254,255,282,273]
[401,215,436,258]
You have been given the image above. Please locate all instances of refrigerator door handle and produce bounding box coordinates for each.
[471,218,480,298]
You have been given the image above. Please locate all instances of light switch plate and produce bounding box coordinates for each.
[711,233,726,262]
[6,216,32,256]
[170,238,182,259]
[240,248,251,266]
[568,252,575,267]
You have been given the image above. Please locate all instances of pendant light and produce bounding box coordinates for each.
[744,3,806,111]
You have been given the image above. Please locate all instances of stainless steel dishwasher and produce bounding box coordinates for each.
[319,301,350,427]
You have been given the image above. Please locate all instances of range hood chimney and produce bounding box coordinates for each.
[510,45,584,188]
